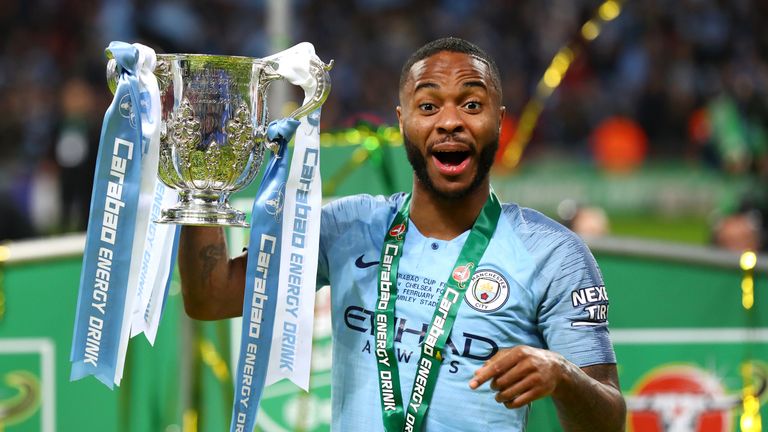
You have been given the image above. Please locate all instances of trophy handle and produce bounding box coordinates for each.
[106,57,173,95]
[285,57,334,121]
[106,59,118,95]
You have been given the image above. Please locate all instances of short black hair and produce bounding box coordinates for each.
[399,37,502,98]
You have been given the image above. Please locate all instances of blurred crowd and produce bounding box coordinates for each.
[0,0,766,250]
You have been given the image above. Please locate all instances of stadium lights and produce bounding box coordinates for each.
[740,251,757,310]
[581,20,600,41]
[0,245,10,262]
[741,251,758,271]
[598,0,622,21]
[501,0,624,169]
[740,362,763,432]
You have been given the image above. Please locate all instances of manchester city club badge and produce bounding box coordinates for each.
[464,269,510,312]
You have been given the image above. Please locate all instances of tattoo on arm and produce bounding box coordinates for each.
[200,244,226,283]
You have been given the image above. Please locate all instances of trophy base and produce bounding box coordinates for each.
[155,191,249,227]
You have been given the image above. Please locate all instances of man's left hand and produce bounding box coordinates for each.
[468,345,566,409]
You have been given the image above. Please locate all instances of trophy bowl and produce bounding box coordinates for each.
[107,52,331,227]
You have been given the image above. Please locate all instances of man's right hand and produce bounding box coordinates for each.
[178,226,247,320]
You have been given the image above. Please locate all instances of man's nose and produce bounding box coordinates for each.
[436,105,465,134]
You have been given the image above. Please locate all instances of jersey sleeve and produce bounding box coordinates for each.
[317,200,337,288]
[317,194,400,288]
[536,235,616,367]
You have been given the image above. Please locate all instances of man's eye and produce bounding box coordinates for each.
[419,103,436,112]
[464,101,481,110]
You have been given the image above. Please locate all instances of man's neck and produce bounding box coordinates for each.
[408,179,490,240]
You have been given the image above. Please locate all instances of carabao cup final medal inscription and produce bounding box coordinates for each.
[397,272,444,307]
[353,271,499,370]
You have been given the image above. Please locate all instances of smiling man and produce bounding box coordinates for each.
[179,37,625,431]
[399,49,502,200]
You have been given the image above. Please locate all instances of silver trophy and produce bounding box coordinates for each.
[107,52,332,226]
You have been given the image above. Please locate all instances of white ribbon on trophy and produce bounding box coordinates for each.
[262,42,322,391]
[127,181,179,344]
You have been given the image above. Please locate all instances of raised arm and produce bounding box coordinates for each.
[178,226,247,320]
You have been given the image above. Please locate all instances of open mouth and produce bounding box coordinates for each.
[432,148,472,174]
[433,150,471,166]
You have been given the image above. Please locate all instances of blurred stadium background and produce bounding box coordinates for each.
[0,0,767,431]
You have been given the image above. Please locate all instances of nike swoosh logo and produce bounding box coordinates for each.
[355,254,379,269]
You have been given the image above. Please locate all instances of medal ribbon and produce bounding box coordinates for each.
[374,191,502,432]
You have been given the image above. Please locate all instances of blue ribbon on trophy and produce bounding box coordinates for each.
[70,41,173,387]
[232,118,298,432]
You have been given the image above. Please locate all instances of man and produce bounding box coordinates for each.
[179,37,625,431]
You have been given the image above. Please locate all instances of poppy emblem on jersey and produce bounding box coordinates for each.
[464,270,510,313]
[452,263,473,284]
[389,223,406,239]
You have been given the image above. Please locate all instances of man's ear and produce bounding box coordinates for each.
[499,106,506,134]
[396,106,403,135]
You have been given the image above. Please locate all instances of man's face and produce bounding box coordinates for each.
[397,51,505,199]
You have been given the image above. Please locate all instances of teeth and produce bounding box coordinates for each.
[434,149,469,153]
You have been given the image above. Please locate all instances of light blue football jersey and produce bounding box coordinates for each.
[317,193,616,431]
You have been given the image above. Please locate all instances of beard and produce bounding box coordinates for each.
[403,132,499,200]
